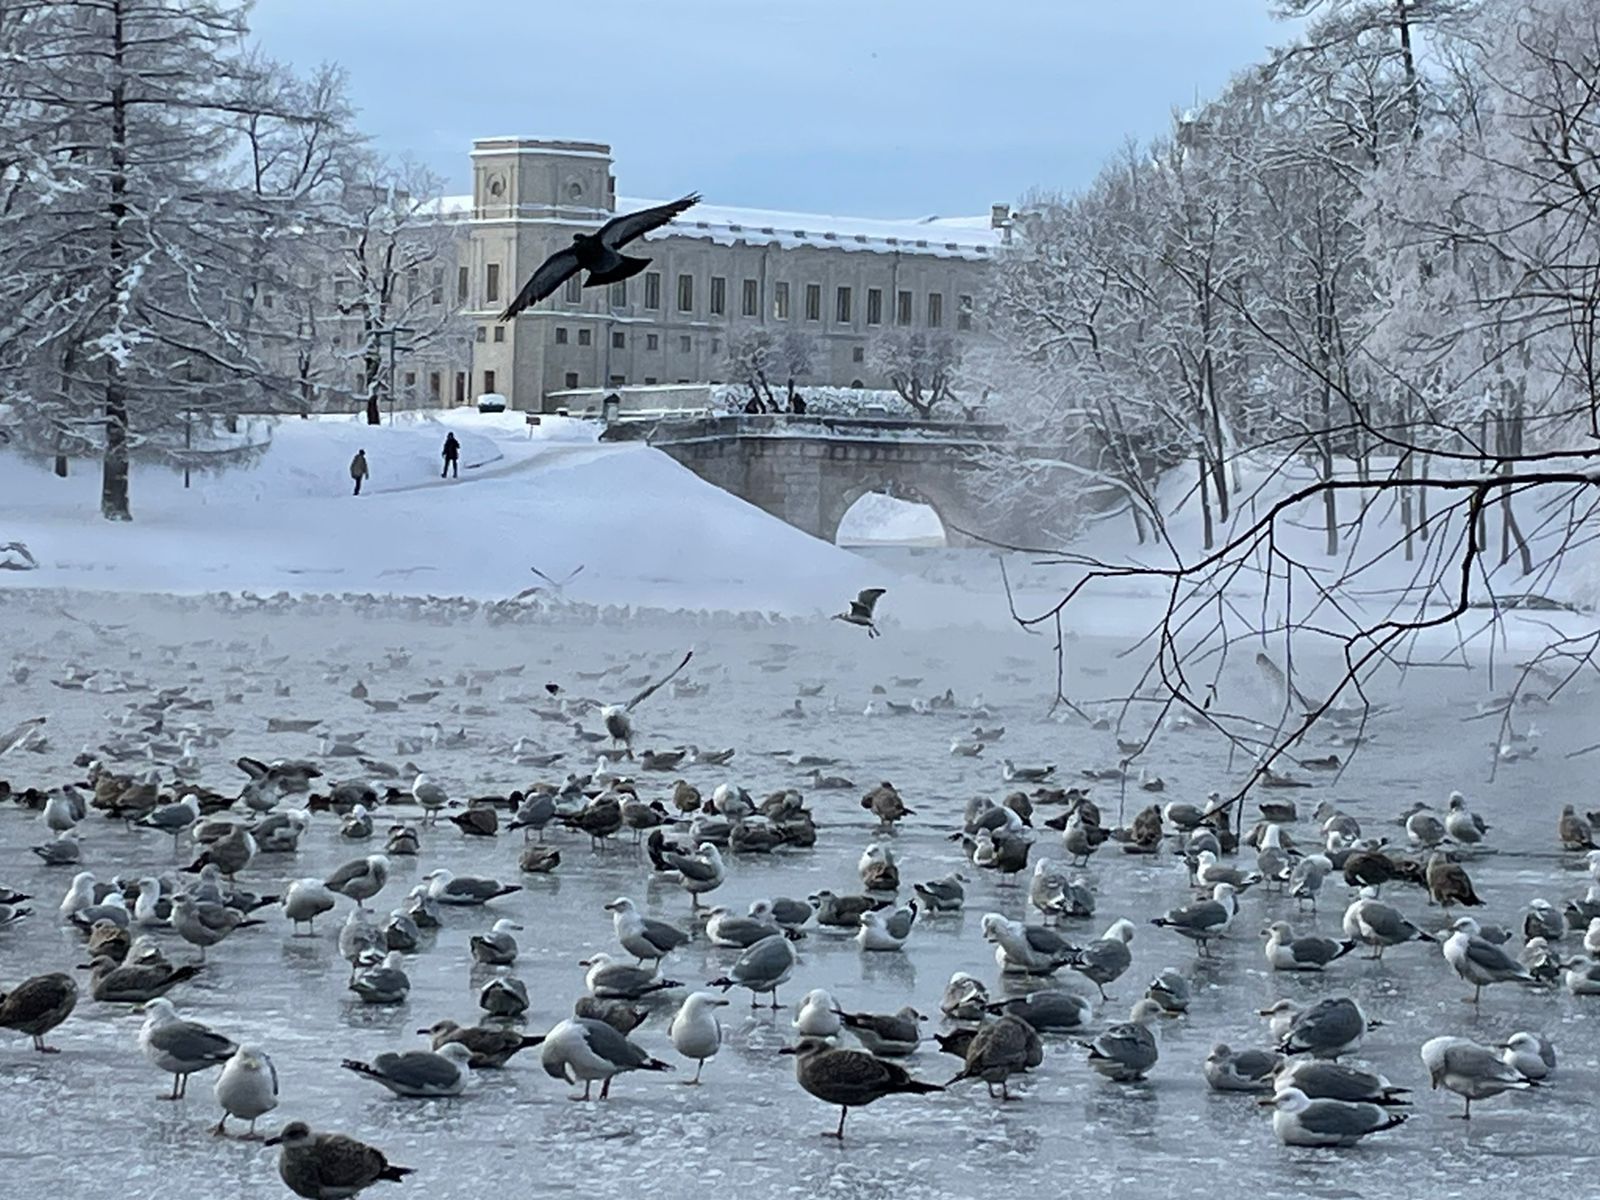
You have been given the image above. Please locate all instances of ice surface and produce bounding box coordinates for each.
[0,594,1596,1200]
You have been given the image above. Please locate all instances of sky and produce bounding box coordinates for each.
[249,0,1290,218]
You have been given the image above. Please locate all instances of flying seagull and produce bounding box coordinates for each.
[598,649,694,757]
[499,194,701,321]
[832,589,887,638]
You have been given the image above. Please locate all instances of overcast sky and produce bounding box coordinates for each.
[249,1,1288,217]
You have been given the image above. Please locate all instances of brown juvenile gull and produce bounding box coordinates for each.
[419,1019,544,1068]
[780,1037,942,1138]
[947,1014,1043,1099]
[266,1121,414,1199]
[0,971,78,1052]
[81,955,202,1003]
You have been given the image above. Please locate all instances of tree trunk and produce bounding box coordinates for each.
[1319,442,1338,555]
[100,0,132,521]
[102,375,132,520]
[365,394,381,425]
[364,347,383,425]
[1417,450,1431,540]
[1197,452,1214,552]
[1398,451,1414,562]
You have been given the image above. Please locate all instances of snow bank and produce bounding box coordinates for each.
[0,408,886,614]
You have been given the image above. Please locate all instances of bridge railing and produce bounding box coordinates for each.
[600,411,1010,445]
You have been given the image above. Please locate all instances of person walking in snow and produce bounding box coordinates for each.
[441,432,460,479]
[350,449,369,496]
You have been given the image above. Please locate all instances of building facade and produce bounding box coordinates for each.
[448,137,1002,412]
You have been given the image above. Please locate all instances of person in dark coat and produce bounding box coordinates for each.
[441,432,460,479]
[789,393,807,414]
[350,450,369,496]
[743,395,763,414]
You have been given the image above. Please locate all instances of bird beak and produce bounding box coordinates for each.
[1255,1096,1279,1108]
[777,1046,797,1056]
[415,1028,432,1035]
[263,1134,283,1147]
[710,999,730,1007]
[578,958,594,967]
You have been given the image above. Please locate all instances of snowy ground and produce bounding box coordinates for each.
[1,595,1598,1200]
[0,410,891,617]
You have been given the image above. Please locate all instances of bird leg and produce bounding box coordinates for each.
[769,990,782,1011]
[32,1035,60,1054]
[826,1107,849,1139]
[571,1080,593,1102]
[599,1077,612,1100]
[212,1116,229,1137]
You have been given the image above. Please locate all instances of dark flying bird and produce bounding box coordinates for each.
[832,589,887,638]
[498,194,701,321]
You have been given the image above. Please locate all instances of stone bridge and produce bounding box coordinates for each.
[600,413,1008,544]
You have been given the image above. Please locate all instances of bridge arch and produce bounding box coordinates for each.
[822,477,965,546]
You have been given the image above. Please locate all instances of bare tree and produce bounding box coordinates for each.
[869,330,961,418]
[723,326,816,411]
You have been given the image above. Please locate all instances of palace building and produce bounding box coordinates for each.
[436,137,1003,412]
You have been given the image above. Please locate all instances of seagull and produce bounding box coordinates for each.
[342,1042,474,1098]
[1498,1031,1556,1080]
[1203,1043,1284,1092]
[266,1121,414,1199]
[499,194,701,320]
[1150,883,1236,956]
[912,872,967,913]
[213,1045,279,1137]
[1277,996,1375,1059]
[349,950,411,1005]
[596,649,694,759]
[1261,921,1357,971]
[1080,998,1163,1081]
[419,1019,545,1068]
[987,990,1092,1031]
[323,855,389,910]
[1070,918,1135,999]
[661,841,725,908]
[857,902,917,952]
[421,868,520,906]
[1261,1087,1408,1146]
[946,1013,1043,1100]
[606,896,690,963]
[169,895,264,961]
[281,880,337,936]
[1421,1035,1538,1118]
[1342,888,1435,958]
[139,997,236,1099]
[707,933,797,1008]
[1442,916,1535,1003]
[668,991,729,1084]
[981,912,1079,975]
[469,918,524,966]
[580,952,681,1000]
[780,1037,943,1138]
[1273,1059,1410,1105]
[410,773,449,824]
[0,971,78,1052]
[831,588,886,638]
[539,1016,672,1100]
[794,988,843,1038]
[832,1004,925,1056]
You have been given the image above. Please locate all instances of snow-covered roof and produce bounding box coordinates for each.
[433,193,999,260]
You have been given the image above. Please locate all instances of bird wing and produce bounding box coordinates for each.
[578,1017,648,1068]
[499,247,583,321]
[597,194,701,249]
[1298,1099,1384,1137]
[0,716,45,758]
[623,650,695,712]
[389,1051,460,1088]
[662,852,714,881]
[854,588,887,616]
[155,1020,236,1061]
[1465,937,1525,975]
[324,860,366,890]
[315,1133,389,1189]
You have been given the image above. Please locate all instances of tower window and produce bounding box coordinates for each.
[677,273,694,312]
[485,263,500,304]
[644,272,661,309]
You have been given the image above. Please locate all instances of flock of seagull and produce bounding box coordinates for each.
[0,612,1595,1198]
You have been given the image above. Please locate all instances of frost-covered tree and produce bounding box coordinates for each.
[723,326,815,411]
[0,0,368,517]
[869,330,961,419]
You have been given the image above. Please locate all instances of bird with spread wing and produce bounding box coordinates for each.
[498,195,701,321]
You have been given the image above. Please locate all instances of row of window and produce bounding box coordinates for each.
[480,261,970,330]
[475,325,871,365]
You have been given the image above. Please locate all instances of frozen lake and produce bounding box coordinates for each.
[1,589,1596,1200]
